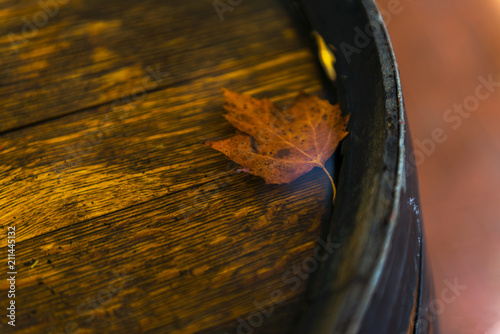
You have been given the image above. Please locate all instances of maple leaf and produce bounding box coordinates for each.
[205,88,350,200]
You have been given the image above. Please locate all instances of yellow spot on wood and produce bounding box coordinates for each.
[158,268,180,280]
[40,243,55,251]
[30,259,39,269]
[92,47,116,62]
[233,207,250,220]
[20,45,57,59]
[31,60,49,71]
[192,264,210,276]
[86,20,122,36]
[105,66,141,82]
[209,235,228,246]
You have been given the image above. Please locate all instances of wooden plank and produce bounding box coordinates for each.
[0,0,343,332]
[0,47,335,332]
[0,49,326,240]
[0,0,305,132]
[1,167,329,333]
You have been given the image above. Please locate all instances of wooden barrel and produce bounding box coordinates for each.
[288,1,439,333]
[0,0,437,333]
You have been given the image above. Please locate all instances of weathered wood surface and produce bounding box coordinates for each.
[0,0,311,132]
[0,0,334,333]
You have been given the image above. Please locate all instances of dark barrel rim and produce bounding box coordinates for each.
[293,0,416,332]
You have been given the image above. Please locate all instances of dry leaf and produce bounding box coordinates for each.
[205,88,349,200]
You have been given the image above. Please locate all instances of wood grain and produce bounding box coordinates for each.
[0,0,337,333]
[0,0,308,133]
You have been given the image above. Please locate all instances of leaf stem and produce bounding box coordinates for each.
[320,165,336,204]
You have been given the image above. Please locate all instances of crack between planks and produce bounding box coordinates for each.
[0,47,308,137]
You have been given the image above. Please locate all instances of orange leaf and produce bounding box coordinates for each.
[205,88,350,200]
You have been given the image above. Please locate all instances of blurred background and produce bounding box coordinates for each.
[374,0,500,333]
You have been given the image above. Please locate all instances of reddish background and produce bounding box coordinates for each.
[374,0,500,333]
